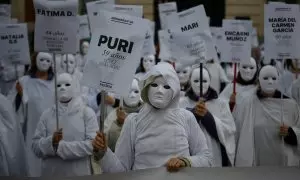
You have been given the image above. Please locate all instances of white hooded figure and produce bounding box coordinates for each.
[135,54,156,81]
[0,93,27,176]
[106,78,144,152]
[222,63,236,82]
[175,63,192,97]
[96,62,212,172]
[205,60,229,94]
[233,65,300,167]
[220,57,258,111]
[179,67,236,167]
[32,73,99,177]
[279,59,300,96]
[76,41,90,72]
[291,78,300,106]
[7,52,55,177]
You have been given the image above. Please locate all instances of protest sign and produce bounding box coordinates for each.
[78,15,90,39]
[210,27,223,54]
[34,0,79,54]
[169,5,216,62]
[158,2,177,30]
[142,19,155,56]
[251,27,259,47]
[87,0,115,33]
[0,4,11,23]
[220,19,252,63]
[158,30,172,61]
[81,10,148,96]
[264,3,300,60]
[0,23,30,65]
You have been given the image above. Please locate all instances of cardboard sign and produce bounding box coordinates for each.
[251,27,259,47]
[221,19,252,63]
[78,15,90,39]
[158,2,177,30]
[34,0,79,54]
[0,23,30,65]
[158,30,172,61]
[264,3,300,59]
[81,10,148,96]
[210,27,223,54]
[142,19,155,56]
[0,4,11,23]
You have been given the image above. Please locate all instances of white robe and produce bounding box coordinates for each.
[0,64,25,96]
[279,70,297,96]
[220,83,257,103]
[7,75,55,177]
[291,78,300,105]
[179,97,236,166]
[0,94,27,176]
[32,98,99,177]
[233,90,300,166]
[205,63,229,94]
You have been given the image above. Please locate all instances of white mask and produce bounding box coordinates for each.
[61,54,76,74]
[259,65,279,95]
[124,79,141,107]
[148,76,173,109]
[239,57,257,81]
[191,68,210,96]
[143,55,155,72]
[36,52,52,72]
[176,66,192,84]
[57,73,74,103]
[81,41,89,55]
[292,59,300,69]
[225,64,235,82]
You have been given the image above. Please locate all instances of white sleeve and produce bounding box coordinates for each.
[57,107,98,160]
[100,114,136,173]
[185,111,213,167]
[219,83,233,102]
[104,110,117,134]
[32,111,56,158]
[218,64,229,83]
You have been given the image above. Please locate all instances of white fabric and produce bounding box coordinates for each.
[100,62,212,172]
[279,70,296,96]
[36,52,53,72]
[179,97,236,166]
[233,89,300,166]
[135,72,146,82]
[220,83,257,104]
[0,94,27,176]
[0,64,25,96]
[259,65,279,95]
[191,68,210,96]
[32,97,98,176]
[7,75,55,177]
[205,62,229,94]
[239,57,257,81]
[291,78,300,105]
[224,64,235,82]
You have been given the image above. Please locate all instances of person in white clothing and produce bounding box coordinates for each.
[135,54,156,81]
[179,67,236,167]
[234,65,300,167]
[279,59,300,96]
[175,62,192,97]
[32,73,99,177]
[92,62,212,172]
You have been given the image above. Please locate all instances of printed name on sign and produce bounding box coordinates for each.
[36,9,74,16]
[181,22,198,32]
[269,17,296,32]
[98,35,134,54]
[225,31,249,41]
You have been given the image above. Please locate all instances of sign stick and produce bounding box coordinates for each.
[99,90,107,132]
[200,63,203,98]
[233,63,238,94]
[53,53,59,131]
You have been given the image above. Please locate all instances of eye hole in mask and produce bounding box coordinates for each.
[66,83,71,87]
[134,90,139,94]
[150,83,158,87]
[203,80,208,83]
[163,85,171,89]
[272,77,277,80]
[40,59,45,62]
[183,70,187,74]
[193,80,199,83]
[57,84,61,88]
[70,61,74,65]
[250,67,254,70]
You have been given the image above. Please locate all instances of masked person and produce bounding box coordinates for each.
[7,52,55,177]
[291,78,300,106]
[234,65,300,167]
[32,73,99,177]
[76,41,90,72]
[279,59,300,96]
[179,67,236,167]
[0,93,27,176]
[106,79,144,152]
[92,62,212,173]
[220,57,258,111]
[205,59,229,94]
[175,62,192,97]
[135,55,156,81]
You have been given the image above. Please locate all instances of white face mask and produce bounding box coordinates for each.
[61,54,76,74]
[225,64,235,82]
[191,68,210,96]
[292,59,300,69]
[143,56,155,72]
[176,66,191,84]
[81,41,89,55]
[259,66,279,95]
[239,58,257,81]
[124,79,141,107]
[148,76,173,109]
[36,52,52,72]
[57,73,74,103]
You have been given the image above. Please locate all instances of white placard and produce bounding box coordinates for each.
[81,10,148,96]
[210,27,223,53]
[158,30,172,61]
[34,0,79,54]
[221,20,252,63]
[78,15,90,39]
[86,0,115,33]
[158,2,177,30]
[251,27,259,47]
[0,23,30,65]
[264,4,300,60]
[142,19,155,56]
[169,5,216,62]
[0,4,11,23]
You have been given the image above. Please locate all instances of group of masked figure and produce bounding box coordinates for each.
[1,46,300,177]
